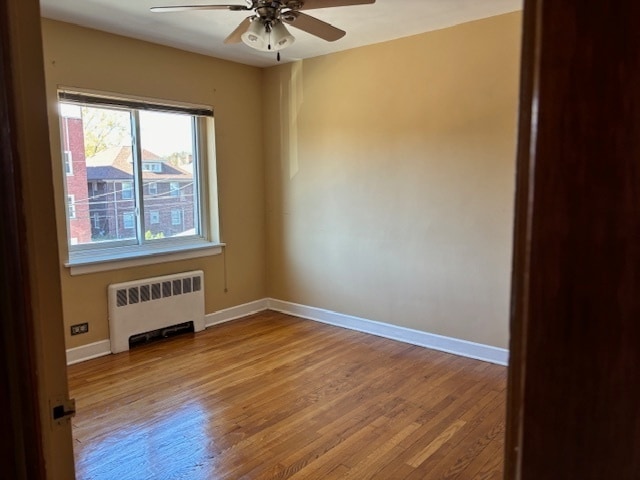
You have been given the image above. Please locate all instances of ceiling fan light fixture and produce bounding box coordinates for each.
[269,20,295,51]
[241,18,295,52]
[241,18,269,51]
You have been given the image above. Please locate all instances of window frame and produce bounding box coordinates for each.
[122,212,135,230]
[57,89,222,274]
[67,194,76,219]
[64,150,73,175]
[171,209,182,226]
[121,181,133,200]
[170,181,180,197]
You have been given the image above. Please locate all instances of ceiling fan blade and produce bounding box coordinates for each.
[223,17,251,44]
[298,0,375,10]
[283,12,345,42]
[150,4,249,13]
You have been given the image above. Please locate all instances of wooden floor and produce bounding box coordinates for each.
[68,311,506,479]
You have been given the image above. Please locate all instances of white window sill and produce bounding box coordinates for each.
[65,241,224,276]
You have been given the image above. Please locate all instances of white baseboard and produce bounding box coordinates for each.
[66,339,111,365]
[66,298,508,366]
[267,299,509,366]
[205,298,270,328]
[65,299,269,365]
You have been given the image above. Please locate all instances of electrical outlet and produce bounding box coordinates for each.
[70,323,89,335]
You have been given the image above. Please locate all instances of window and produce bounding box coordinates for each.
[171,209,182,226]
[121,181,133,200]
[123,212,135,229]
[68,194,76,219]
[143,163,162,173]
[58,89,220,269]
[64,151,73,175]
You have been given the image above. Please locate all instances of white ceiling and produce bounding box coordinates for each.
[40,0,522,68]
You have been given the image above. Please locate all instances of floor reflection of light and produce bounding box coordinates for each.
[75,401,219,480]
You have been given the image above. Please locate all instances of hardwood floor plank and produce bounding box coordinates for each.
[406,419,468,468]
[403,397,505,479]
[456,427,506,480]
[68,311,506,479]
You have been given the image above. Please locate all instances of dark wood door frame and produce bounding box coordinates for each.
[0,1,46,478]
[506,0,640,478]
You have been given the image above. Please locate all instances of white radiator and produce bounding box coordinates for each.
[107,270,205,353]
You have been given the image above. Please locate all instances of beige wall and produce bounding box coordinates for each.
[263,13,521,348]
[42,12,519,352]
[41,19,267,348]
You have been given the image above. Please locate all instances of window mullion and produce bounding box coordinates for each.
[131,110,145,245]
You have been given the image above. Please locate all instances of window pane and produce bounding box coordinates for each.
[121,181,133,199]
[171,209,182,226]
[67,194,76,219]
[123,212,135,229]
[64,151,73,175]
[139,110,198,240]
[60,103,136,245]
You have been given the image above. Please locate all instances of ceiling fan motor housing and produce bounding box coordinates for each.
[256,6,279,20]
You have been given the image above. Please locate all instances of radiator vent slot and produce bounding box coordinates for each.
[108,270,205,354]
[116,289,127,307]
[112,274,203,307]
[152,283,161,300]
[128,287,139,304]
[140,285,150,302]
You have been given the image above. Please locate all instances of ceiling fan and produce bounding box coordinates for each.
[150,0,376,59]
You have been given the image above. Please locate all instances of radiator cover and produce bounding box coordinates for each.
[107,270,205,353]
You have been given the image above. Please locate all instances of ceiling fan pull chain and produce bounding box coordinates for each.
[277,51,281,62]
